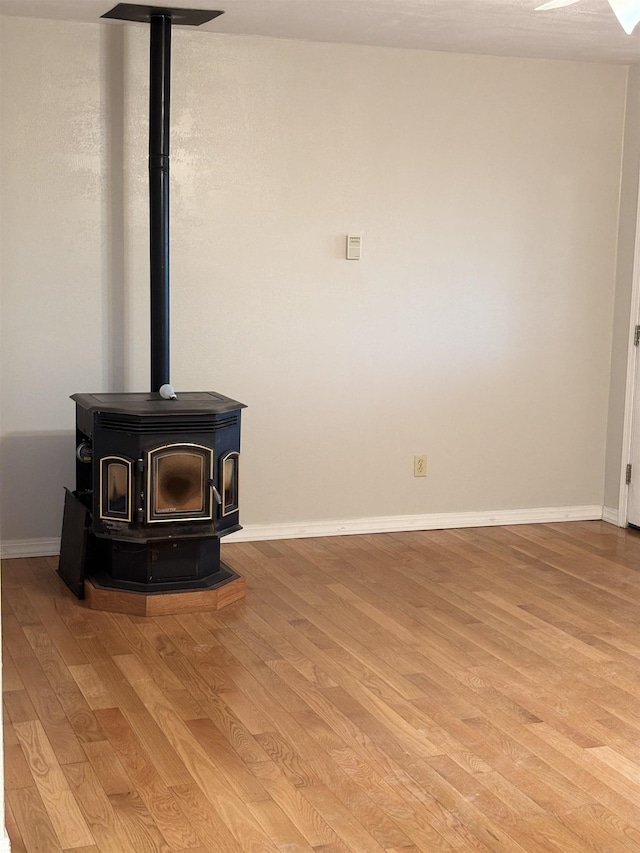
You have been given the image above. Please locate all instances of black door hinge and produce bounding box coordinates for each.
[627,463,633,485]
[634,326,640,346]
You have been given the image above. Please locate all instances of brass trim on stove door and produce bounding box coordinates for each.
[99,456,133,522]
[146,442,214,524]
[220,451,240,517]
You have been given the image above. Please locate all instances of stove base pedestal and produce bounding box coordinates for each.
[59,489,245,614]
[83,535,246,615]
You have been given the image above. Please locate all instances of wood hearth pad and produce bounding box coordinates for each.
[83,572,246,616]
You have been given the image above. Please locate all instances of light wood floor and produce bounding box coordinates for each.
[5,522,640,852]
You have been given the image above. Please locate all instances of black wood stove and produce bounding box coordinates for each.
[58,4,245,600]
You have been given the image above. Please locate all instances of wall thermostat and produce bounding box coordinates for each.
[346,234,362,260]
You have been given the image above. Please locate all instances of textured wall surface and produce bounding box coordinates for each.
[0,16,628,540]
[604,66,640,513]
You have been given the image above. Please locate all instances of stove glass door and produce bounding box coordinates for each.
[100,456,132,522]
[220,451,239,516]
[147,444,213,523]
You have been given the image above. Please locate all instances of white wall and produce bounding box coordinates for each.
[1,17,107,544]
[0,16,629,545]
[604,65,640,515]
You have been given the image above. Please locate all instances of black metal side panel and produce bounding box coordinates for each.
[58,488,89,598]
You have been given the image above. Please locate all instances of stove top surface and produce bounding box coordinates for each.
[73,391,246,415]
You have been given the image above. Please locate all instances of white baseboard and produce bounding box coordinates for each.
[602,506,622,526]
[226,504,605,543]
[0,537,60,559]
[0,505,605,558]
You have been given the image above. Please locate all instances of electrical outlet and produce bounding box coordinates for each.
[414,454,427,477]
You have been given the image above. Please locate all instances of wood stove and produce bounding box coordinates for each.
[61,391,245,596]
[58,5,246,605]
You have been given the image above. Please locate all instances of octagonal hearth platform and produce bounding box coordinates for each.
[83,572,245,616]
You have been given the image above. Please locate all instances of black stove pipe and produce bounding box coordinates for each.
[101,3,225,391]
[149,13,171,392]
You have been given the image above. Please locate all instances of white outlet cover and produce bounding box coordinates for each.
[346,235,361,260]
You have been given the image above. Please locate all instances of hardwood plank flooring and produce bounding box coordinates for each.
[5,522,640,850]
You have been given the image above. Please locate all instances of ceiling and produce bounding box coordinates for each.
[1,0,639,65]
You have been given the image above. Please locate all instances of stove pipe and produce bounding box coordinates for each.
[101,2,225,389]
[149,13,171,392]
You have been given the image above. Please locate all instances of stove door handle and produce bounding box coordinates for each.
[209,480,222,506]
